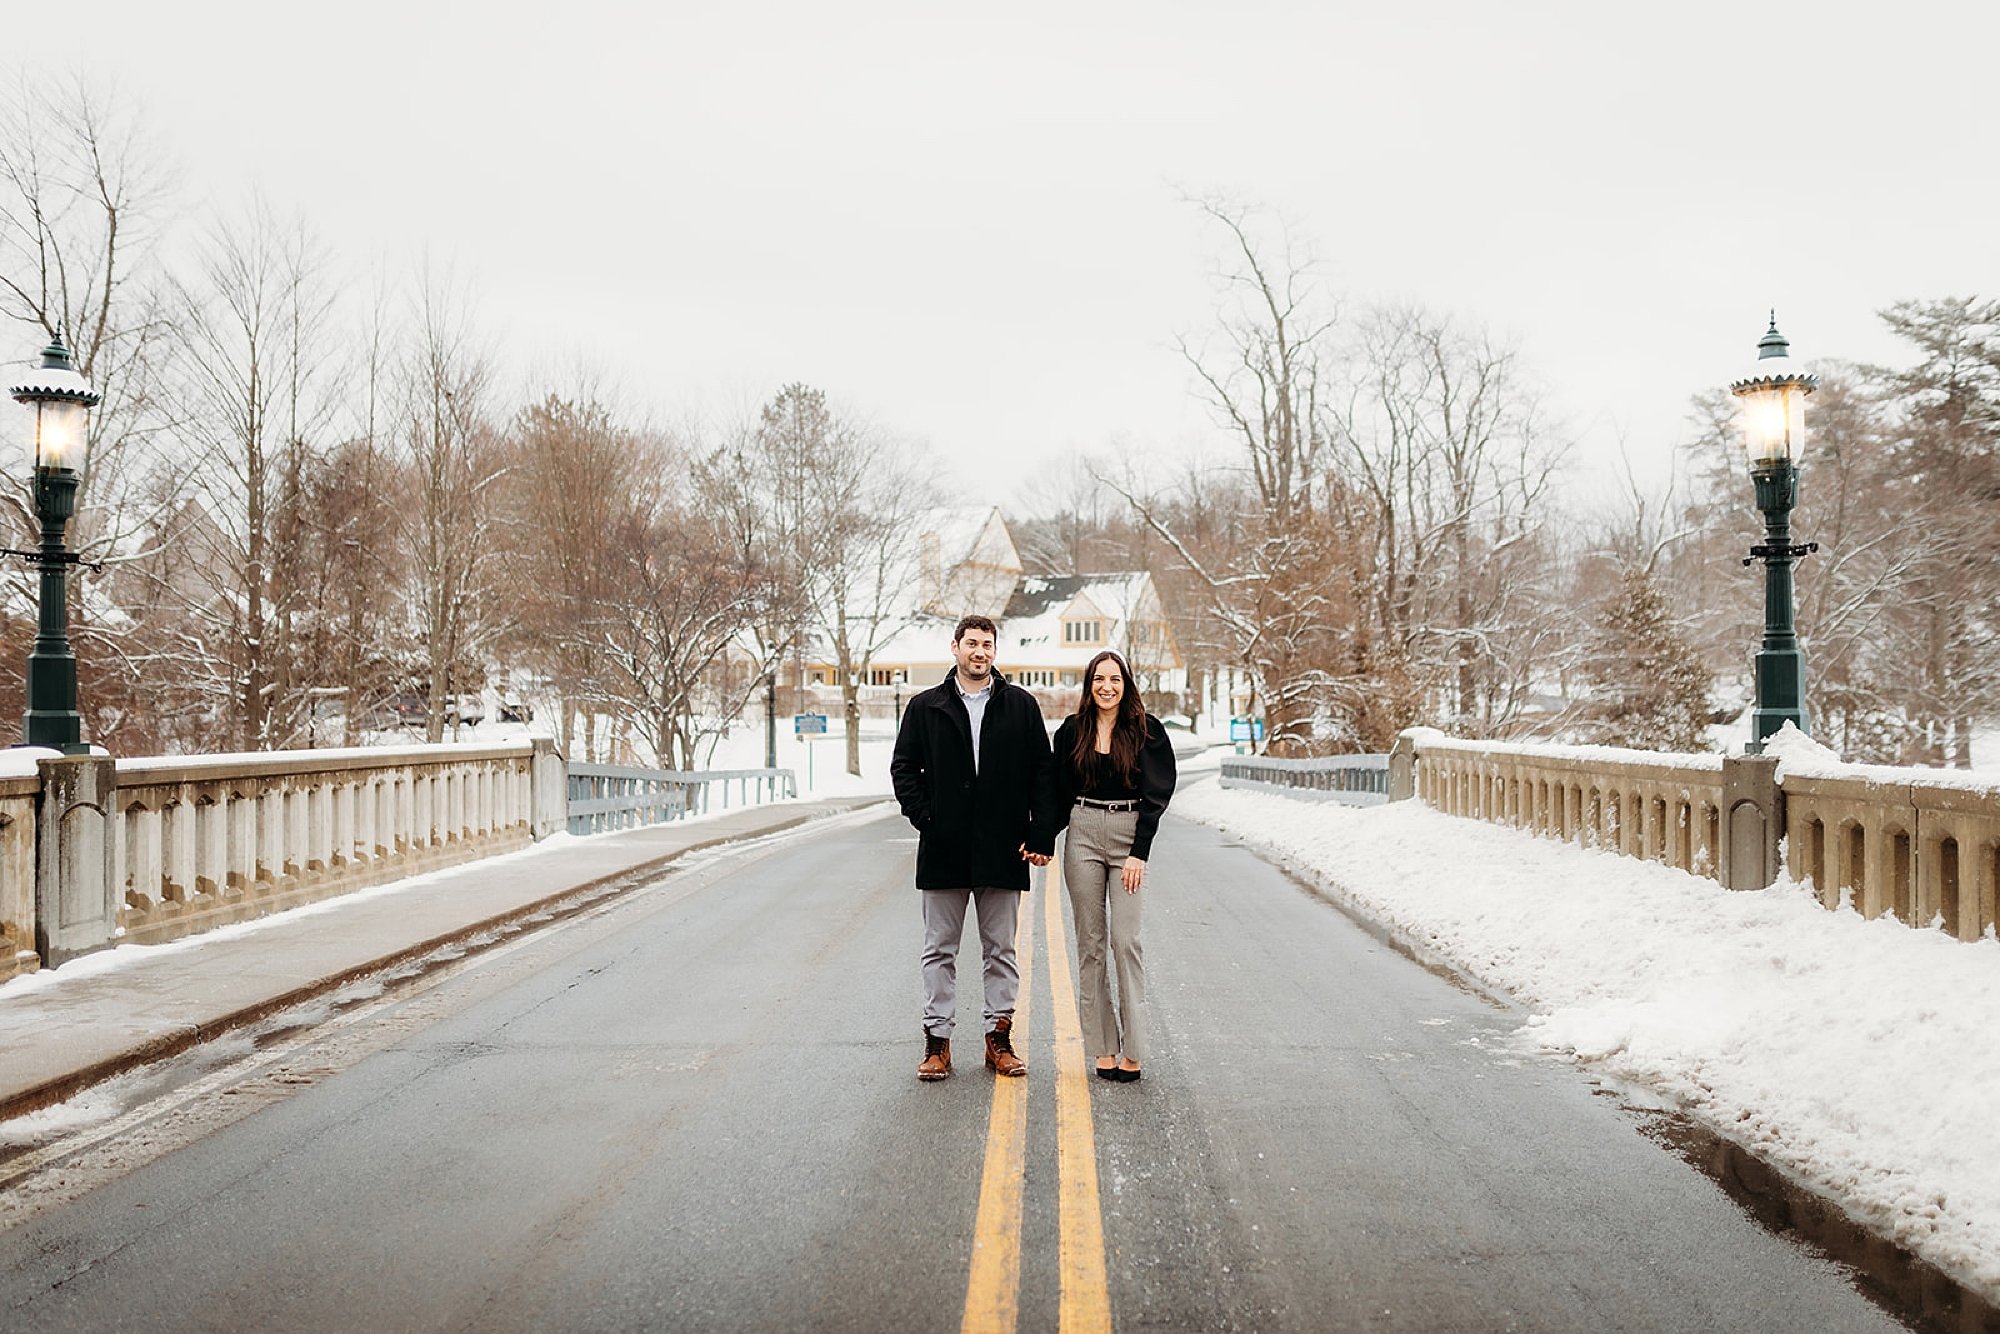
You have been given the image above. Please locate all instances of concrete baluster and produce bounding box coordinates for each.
[398,772,416,854]
[123,801,159,912]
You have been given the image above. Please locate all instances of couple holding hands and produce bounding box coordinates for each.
[889,614,1177,1085]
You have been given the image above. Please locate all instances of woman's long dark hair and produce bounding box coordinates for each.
[1069,650,1148,785]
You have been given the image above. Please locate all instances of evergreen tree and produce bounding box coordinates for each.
[1585,567,1714,753]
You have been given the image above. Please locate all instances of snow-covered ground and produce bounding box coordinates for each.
[1170,762,2000,1303]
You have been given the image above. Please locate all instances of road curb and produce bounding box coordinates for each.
[0,800,885,1122]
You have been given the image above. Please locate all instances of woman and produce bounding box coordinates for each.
[1053,649,1177,1083]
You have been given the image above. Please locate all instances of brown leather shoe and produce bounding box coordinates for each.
[919,1031,952,1081]
[985,1016,1026,1077]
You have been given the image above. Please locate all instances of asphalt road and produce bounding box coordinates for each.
[0,805,1904,1332]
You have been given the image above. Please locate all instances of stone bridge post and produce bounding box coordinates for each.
[35,754,119,967]
[529,737,567,840]
[1387,731,1418,802]
[1719,754,1782,890]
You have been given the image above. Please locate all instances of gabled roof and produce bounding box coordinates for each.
[1000,572,1175,670]
[923,506,1017,573]
[1004,573,1149,622]
[1003,575,1085,620]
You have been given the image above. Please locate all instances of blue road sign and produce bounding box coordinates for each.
[794,713,828,737]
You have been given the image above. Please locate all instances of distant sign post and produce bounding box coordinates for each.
[1229,717,1264,753]
[794,713,827,787]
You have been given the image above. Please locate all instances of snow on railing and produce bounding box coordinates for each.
[1400,726,2000,942]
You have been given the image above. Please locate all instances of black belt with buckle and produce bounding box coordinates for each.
[1075,797,1139,812]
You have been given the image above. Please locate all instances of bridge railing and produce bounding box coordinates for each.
[1408,734,1736,876]
[1212,729,1999,940]
[112,740,566,952]
[1393,728,2000,942]
[3,740,805,981]
[1776,765,2000,941]
[566,763,797,836]
[1220,754,1389,806]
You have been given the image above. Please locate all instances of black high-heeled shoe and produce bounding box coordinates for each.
[1111,1066,1142,1083]
[1094,1065,1120,1081]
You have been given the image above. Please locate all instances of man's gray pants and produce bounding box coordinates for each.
[921,888,1021,1039]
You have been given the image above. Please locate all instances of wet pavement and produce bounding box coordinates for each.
[0,808,1916,1332]
[0,797,885,1121]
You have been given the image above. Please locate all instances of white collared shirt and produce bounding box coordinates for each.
[957,674,994,773]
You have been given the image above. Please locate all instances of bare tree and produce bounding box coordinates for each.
[131,201,342,749]
[494,388,648,760]
[308,275,406,746]
[725,383,937,776]
[395,269,504,744]
[693,401,812,765]
[0,75,180,748]
[1332,305,1565,734]
[1110,200,1361,752]
[1009,457,1122,577]
[587,434,780,769]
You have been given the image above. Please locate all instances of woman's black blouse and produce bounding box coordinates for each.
[1050,713,1178,860]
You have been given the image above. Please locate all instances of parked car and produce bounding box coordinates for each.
[448,694,485,726]
[498,698,534,723]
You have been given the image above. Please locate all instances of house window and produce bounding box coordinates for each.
[1063,619,1101,645]
[869,667,907,686]
[1018,670,1056,688]
[1060,670,1080,687]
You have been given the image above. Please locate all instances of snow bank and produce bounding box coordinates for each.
[1173,780,2000,1298]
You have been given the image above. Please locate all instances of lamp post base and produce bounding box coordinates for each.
[1747,646,1808,754]
[25,650,85,753]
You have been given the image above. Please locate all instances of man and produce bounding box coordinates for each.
[890,615,1058,1082]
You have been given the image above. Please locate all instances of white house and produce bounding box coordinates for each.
[799,508,1186,719]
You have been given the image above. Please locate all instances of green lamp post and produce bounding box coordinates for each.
[9,336,100,753]
[1730,316,1819,753]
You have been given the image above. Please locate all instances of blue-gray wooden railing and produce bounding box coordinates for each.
[565,763,799,835]
[1218,753,1389,806]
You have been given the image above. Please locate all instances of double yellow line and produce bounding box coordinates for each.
[961,859,1113,1334]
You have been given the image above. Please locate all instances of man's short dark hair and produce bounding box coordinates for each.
[954,615,998,642]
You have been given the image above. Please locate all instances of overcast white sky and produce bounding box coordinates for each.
[65,1,2000,509]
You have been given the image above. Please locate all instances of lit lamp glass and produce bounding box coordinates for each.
[1730,318,1816,466]
[27,397,89,472]
[12,340,98,477]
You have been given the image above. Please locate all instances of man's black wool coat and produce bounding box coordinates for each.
[890,668,1059,890]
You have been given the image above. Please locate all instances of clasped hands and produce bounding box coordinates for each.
[1016,844,1143,889]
